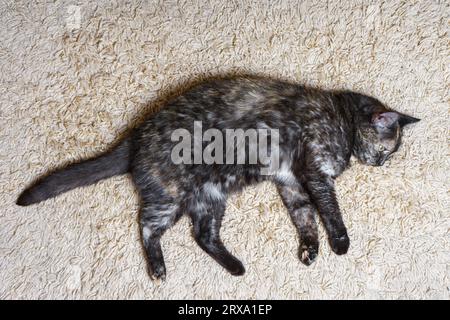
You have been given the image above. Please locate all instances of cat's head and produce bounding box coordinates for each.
[351,94,420,166]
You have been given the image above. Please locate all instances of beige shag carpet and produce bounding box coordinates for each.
[1,0,449,300]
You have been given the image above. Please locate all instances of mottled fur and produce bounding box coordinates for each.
[17,75,419,279]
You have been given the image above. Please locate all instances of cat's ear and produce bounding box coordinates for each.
[372,112,420,130]
[371,112,400,130]
[398,113,420,127]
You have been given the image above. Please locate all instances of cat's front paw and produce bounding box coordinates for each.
[299,244,318,266]
[329,234,350,255]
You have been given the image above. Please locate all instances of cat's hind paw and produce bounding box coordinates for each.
[227,259,246,276]
[149,264,166,281]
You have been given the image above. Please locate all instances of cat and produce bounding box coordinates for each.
[16,75,420,280]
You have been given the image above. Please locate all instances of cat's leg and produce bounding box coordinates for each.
[277,183,319,266]
[304,173,350,255]
[139,200,180,280]
[134,177,182,280]
[187,190,245,276]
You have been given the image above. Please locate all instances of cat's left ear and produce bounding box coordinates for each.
[371,112,399,130]
[372,112,420,129]
[398,113,420,127]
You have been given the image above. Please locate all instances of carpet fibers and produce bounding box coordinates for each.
[0,0,448,299]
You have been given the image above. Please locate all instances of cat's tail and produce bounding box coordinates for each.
[16,137,132,206]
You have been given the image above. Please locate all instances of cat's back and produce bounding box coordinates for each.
[133,75,332,156]
[160,75,303,117]
[135,76,301,136]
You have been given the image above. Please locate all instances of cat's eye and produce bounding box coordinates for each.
[377,145,385,152]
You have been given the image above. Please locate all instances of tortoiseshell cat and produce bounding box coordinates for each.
[17,75,420,279]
